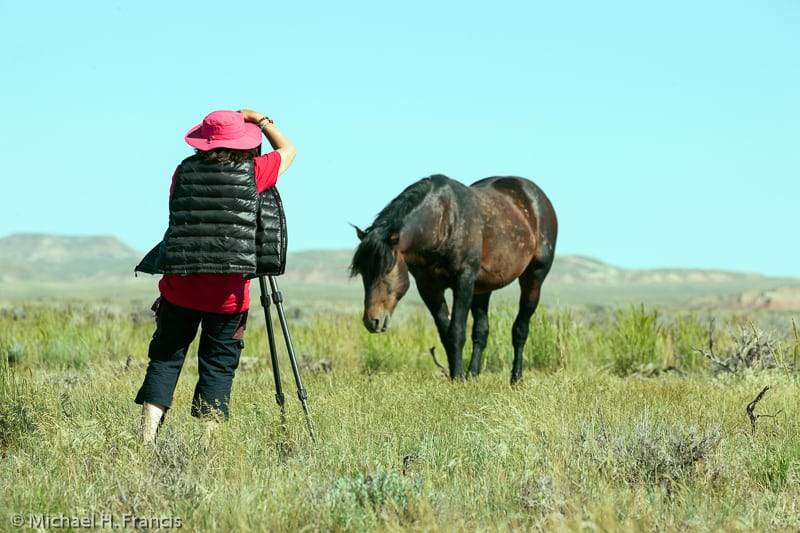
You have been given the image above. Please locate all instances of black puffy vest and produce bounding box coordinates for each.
[135,155,287,277]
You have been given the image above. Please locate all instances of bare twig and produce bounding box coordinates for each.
[746,385,782,435]
[708,317,716,356]
[401,453,417,476]
[697,320,783,372]
[697,317,734,372]
[429,346,448,377]
[695,348,734,373]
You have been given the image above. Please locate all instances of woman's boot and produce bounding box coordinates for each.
[140,402,166,444]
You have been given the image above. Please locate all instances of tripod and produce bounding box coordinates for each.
[257,276,316,442]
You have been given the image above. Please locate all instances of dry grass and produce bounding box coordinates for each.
[1,304,799,531]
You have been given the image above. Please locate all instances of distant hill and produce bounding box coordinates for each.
[280,250,774,287]
[0,233,142,282]
[0,233,790,286]
[1,233,798,309]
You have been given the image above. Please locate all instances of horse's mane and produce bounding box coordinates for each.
[349,176,439,282]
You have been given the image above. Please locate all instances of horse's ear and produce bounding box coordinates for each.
[351,224,367,241]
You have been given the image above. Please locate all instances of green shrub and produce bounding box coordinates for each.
[668,314,711,371]
[523,308,563,371]
[325,470,422,529]
[606,305,663,376]
[579,415,720,491]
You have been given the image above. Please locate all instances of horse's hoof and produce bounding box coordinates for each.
[510,375,523,386]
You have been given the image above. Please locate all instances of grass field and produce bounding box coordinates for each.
[1,302,799,531]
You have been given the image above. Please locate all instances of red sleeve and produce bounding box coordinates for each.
[253,151,282,193]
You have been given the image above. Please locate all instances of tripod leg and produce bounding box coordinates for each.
[259,277,286,419]
[268,276,317,443]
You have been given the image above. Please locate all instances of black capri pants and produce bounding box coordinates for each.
[134,297,248,419]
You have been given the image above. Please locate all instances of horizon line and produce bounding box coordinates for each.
[0,231,796,280]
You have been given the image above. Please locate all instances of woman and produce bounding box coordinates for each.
[135,108,296,443]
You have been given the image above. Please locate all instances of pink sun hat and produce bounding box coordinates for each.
[184,110,262,151]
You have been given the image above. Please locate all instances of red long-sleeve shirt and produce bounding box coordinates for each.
[158,151,282,314]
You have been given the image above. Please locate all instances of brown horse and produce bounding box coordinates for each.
[350,174,558,384]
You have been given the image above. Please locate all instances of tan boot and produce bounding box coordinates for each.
[204,419,219,436]
[199,418,220,451]
[140,402,166,444]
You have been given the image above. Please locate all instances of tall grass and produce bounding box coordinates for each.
[2,303,796,377]
[1,303,799,531]
[605,305,663,376]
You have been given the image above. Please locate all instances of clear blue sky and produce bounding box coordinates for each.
[1,1,797,276]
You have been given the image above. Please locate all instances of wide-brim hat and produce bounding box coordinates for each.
[184,110,262,151]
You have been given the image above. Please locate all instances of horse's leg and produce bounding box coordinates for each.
[417,281,450,346]
[445,274,476,380]
[511,267,547,385]
[468,292,491,377]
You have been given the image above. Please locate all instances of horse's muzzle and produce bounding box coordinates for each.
[364,314,391,333]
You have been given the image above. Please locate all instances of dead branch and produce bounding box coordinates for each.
[429,346,448,377]
[695,344,733,372]
[708,317,716,356]
[401,453,417,476]
[746,385,782,435]
[696,348,734,372]
[696,317,735,372]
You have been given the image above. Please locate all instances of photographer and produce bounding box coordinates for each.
[134,109,296,443]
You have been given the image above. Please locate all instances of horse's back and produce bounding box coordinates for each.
[470,176,553,215]
[469,176,558,269]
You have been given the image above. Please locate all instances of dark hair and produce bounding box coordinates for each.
[349,177,436,283]
[194,145,261,163]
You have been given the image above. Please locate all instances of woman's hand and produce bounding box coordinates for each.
[240,108,296,175]
[238,108,265,123]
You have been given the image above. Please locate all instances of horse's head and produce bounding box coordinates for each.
[350,225,411,333]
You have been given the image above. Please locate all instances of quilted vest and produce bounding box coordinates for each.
[135,155,287,277]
